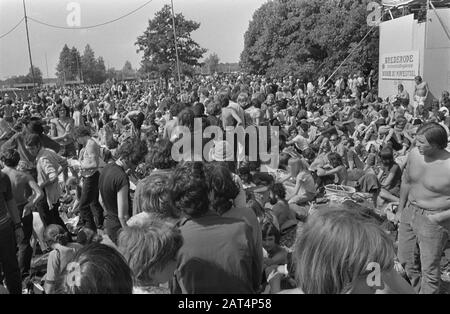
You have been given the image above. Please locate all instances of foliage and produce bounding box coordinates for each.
[240,0,379,81]
[204,53,220,74]
[81,44,106,84]
[136,4,207,83]
[3,66,43,85]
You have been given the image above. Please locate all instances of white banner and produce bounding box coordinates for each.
[382,0,415,7]
[380,51,419,80]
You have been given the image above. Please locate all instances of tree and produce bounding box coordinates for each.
[136,4,207,86]
[95,57,107,84]
[81,44,97,84]
[70,47,82,81]
[56,44,76,82]
[122,61,135,78]
[204,53,220,74]
[81,44,106,84]
[240,0,379,81]
[27,66,43,85]
[106,67,118,81]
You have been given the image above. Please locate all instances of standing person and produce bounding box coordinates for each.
[74,126,104,232]
[0,170,23,294]
[50,105,76,158]
[398,122,450,294]
[98,138,148,244]
[24,134,69,233]
[1,149,43,280]
[413,76,429,112]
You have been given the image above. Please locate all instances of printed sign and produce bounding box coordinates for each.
[381,51,419,80]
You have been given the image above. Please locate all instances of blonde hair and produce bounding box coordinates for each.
[294,207,395,294]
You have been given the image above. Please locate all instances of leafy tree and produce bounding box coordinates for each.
[136,4,207,86]
[81,44,97,84]
[81,45,106,84]
[240,0,379,81]
[122,61,136,78]
[70,47,82,81]
[95,57,107,84]
[106,67,118,80]
[204,53,220,74]
[56,44,76,82]
[27,66,43,84]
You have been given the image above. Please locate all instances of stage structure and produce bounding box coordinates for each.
[378,0,450,103]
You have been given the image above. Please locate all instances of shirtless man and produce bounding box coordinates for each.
[413,76,429,115]
[398,122,450,294]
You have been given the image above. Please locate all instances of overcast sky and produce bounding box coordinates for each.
[0,0,266,79]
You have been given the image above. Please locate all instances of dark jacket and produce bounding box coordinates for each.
[172,211,261,294]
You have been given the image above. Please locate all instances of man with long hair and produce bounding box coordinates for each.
[398,122,450,294]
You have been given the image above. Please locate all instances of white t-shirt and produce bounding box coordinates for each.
[292,134,309,151]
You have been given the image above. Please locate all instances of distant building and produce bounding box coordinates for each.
[42,78,58,87]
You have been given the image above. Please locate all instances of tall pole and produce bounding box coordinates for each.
[170,0,182,90]
[22,0,36,87]
[45,52,49,79]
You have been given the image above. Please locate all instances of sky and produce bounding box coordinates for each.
[0,0,266,79]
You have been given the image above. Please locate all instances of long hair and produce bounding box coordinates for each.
[205,163,240,215]
[294,208,395,294]
[417,122,448,149]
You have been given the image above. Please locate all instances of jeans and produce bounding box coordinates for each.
[78,171,104,232]
[398,203,449,294]
[0,222,21,294]
[17,204,33,279]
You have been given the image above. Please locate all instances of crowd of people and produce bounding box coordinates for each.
[0,71,449,294]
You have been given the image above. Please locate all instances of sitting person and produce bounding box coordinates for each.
[261,220,289,271]
[205,163,263,266]
[56,243,133,294]
[285,158,316,206]
[268,183,298,233]
[317,152,348,186]
[43,224,82,294]
[377,147,402,205]
[118,218,183,294]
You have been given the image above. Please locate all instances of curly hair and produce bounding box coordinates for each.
[168,162,209,218]
[73,126,91,139]
[271,182,286,200]
[205,163,240,215]
[116,137,148,166]
[177,108,195,132]
[0,148,20,167]
[327,152,343,168]
[145,139,177,170]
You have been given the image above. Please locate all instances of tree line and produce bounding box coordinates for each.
[56,44,138,84]
[240,0,379,81]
